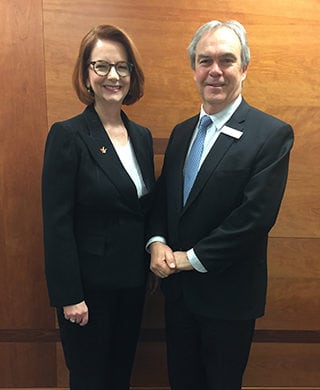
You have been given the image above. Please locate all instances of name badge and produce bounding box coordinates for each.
[221,126,243,139]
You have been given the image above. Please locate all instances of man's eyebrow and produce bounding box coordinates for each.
[197,52,237,59]
[220,52,237,58]
[197,54,211,59]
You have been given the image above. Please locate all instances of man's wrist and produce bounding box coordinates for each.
[187,249,208,273]
[146,236,166,253]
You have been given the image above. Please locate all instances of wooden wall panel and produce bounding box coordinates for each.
[0,344,56,387]
[43,0,320,238]
[243,343,320,387]
[269,107,320,238]
[43,0,320,387]
[131,342,320,388]
[132,342,169,387]
[0,0,56,387]
[0,0,318,388]
[0,0,50,328]
[257,238,320,330]
[133,343,320,388]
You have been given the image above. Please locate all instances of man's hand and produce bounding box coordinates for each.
[174,251,194,271]
[63,300,89,326]
[150,242,176,278]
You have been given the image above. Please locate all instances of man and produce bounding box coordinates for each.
[148,20,294,390]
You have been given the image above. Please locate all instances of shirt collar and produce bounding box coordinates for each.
[200,95,242,131]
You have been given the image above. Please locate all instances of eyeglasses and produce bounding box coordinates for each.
[89,60,133,77]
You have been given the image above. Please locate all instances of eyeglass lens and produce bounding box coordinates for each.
[92,61,131,77]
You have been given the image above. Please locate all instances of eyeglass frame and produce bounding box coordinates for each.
[89,60,134,78]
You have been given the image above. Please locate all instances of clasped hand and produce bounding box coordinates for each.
[149,242,193,278]
[64,300,89,326]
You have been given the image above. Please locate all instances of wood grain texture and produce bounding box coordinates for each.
[257,238,320,330]
[0,0,319,387]
[130,342,320,388]
[243,343,320,387]
[0,0,56,387]
[43,0,320,239]
[0,0,51,329]
[0,344,56,387]
[42,0,320,385]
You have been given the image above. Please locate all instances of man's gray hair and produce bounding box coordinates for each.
[188,20,250,70]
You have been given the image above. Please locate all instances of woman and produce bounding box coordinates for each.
[42,25,155,390]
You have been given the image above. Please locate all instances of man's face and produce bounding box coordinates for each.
[193,27,248,114]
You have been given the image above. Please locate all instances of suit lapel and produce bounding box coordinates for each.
[183,100,248,210]
[125,114,154,193]
[78,106,140,208]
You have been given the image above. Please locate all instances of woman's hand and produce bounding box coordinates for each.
[63,300,89,326]
[149,242,176,278]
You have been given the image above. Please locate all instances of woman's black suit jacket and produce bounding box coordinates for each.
[42,105,155,307]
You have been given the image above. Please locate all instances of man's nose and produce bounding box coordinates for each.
[209,61,222,74]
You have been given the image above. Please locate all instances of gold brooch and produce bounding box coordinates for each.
[100,146,107,154]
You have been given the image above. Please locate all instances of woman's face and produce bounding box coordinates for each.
[87,39,131,107]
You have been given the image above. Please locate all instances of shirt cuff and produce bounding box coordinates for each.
[145,236,167,253]
[187,248,208,273]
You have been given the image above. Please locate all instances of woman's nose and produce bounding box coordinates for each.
[107,65,120,79]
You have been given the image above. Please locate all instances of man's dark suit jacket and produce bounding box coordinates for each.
[148,99,294,321]
[42,105,155,307]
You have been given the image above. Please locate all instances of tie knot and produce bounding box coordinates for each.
[199,115,212,132]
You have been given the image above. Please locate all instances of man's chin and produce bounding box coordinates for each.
[203,97,228,114]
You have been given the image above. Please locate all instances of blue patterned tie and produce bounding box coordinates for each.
[183,115,212,204]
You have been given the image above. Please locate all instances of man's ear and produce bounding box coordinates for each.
[241,65,248,81]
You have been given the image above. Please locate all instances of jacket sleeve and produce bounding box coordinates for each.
[195,122,294,273]
[42,122,84,307]
[145,130,176,242]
